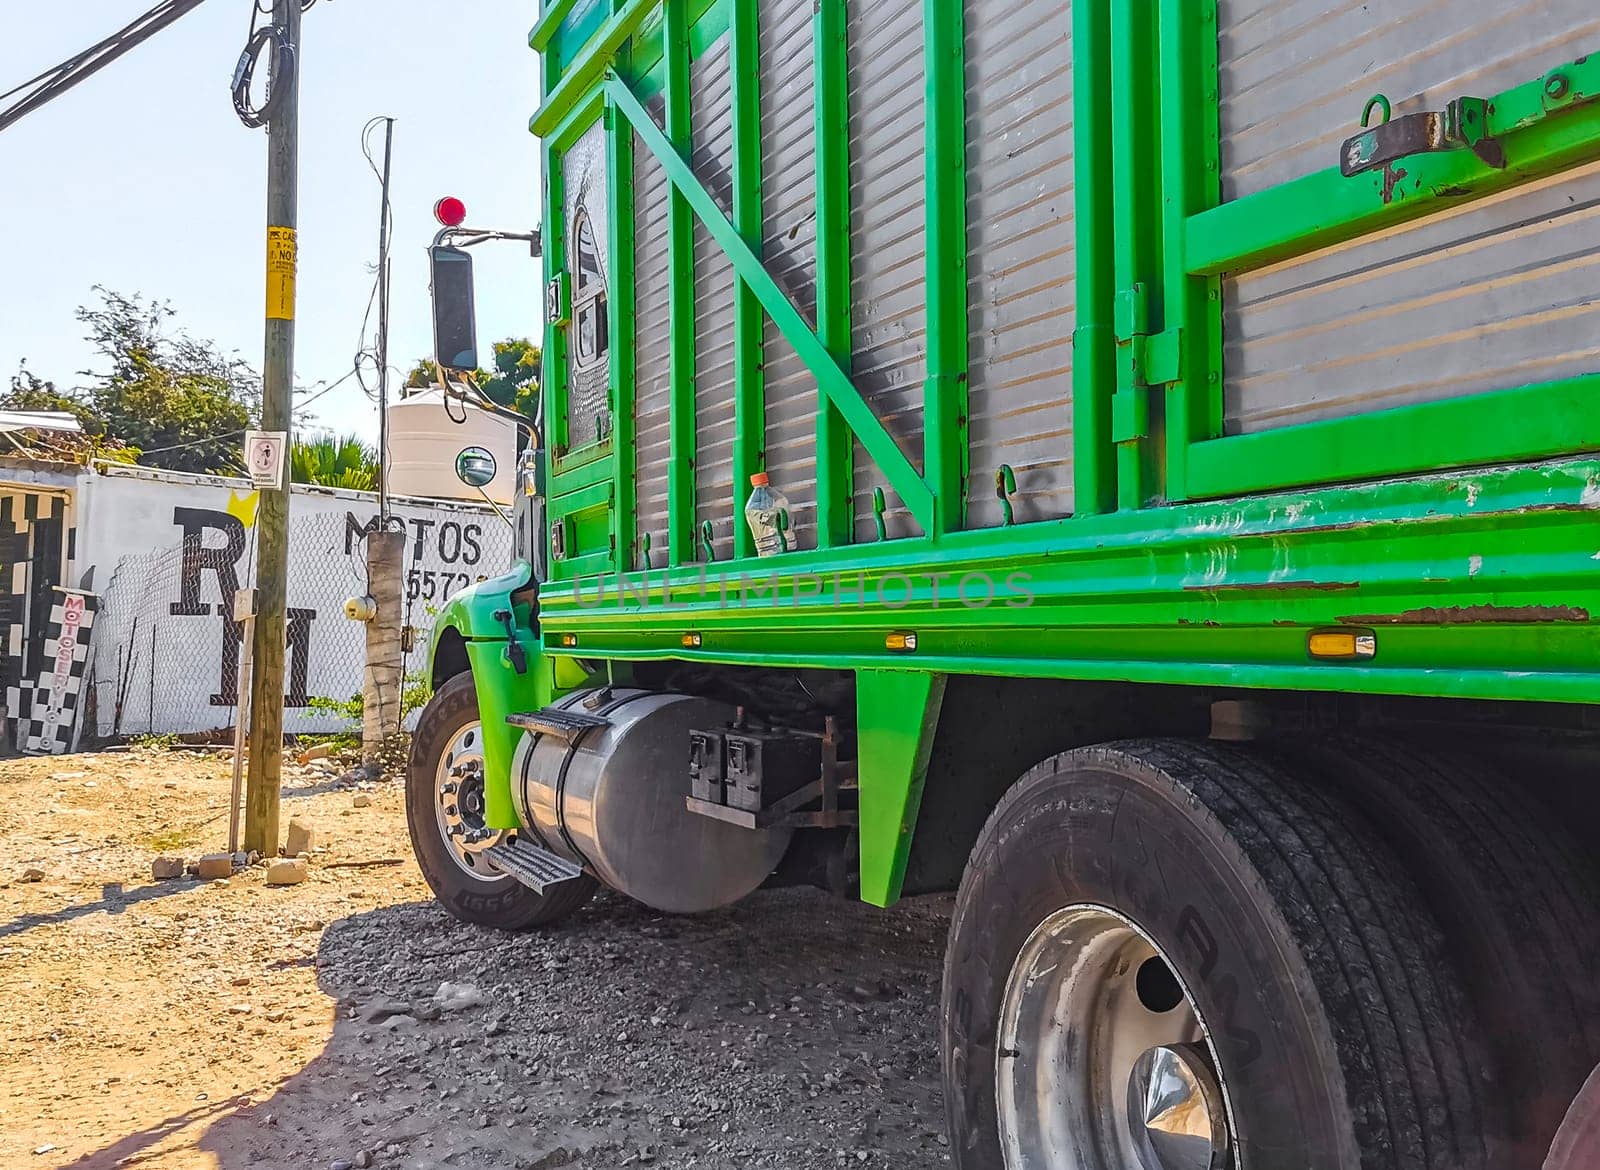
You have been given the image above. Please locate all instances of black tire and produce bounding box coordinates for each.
[942,739,1494,1170]
[406,673,596,929]
[1289,736,1600,1169]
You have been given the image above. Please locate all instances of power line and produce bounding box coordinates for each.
[0,0,211,134]
[2,0,324,135]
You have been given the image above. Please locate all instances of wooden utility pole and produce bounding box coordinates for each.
[365,117,404,776]
[244,0,301,857]
[363,530,406,771]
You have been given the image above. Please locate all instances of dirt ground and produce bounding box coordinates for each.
[0,746,953,1170]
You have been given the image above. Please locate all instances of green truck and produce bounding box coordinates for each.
[407,2,1600,1167]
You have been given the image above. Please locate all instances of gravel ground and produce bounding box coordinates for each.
[0,747,953,1170]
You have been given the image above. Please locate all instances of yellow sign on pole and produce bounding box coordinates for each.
[266,225,298,320]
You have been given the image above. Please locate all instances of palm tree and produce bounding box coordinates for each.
[290,433,378,490]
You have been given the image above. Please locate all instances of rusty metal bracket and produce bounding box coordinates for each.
[1341,96,1503,177]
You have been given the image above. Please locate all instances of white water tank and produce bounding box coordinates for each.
[386,387,518,504]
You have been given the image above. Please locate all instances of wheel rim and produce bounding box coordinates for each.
[996,904,1237,1170]
[432,720,509,882]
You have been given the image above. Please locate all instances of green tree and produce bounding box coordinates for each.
[6,289,260,474]
[72,288,260,475]
[1,364,137,464]
[290,433,378,490]
[405,338,540,419]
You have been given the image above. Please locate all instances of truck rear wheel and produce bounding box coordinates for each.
[942,739,1493,1170]
[1291,737,1600,1169]
[406,673,596,929]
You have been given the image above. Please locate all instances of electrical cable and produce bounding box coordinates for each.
[0,0,209,134]
[232,0,324,129]
[231,8,292,129]
[128,364,360,464]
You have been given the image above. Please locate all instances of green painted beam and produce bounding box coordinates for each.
[1186,372,1600,499]
[543,145,571,460]
[729,0,765,559]
[530,0,659,137]
[530,0,580,51]
[813,0,854,548]
[528,454,1600,706]
[606,95,638,569]
[857,670,946,906]
[1186,64,1600,277]
[465,640,555,830]
[1072,0,1117,516]
[608,75,938,533]
[1156,0,1222,502]
[664,0,696,567]
[1109,0,1159,510]
[922,0,969,537]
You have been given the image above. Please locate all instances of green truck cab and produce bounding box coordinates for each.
[410,2,1600,1166]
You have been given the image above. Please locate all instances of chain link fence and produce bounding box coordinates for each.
[90,501,512,740]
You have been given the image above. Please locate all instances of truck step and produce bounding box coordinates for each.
[506,707,611,741]
[485,838,585,893]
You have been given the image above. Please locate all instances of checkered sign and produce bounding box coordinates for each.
[19,588,98,755]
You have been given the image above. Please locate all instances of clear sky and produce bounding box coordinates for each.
[0,0,546,441]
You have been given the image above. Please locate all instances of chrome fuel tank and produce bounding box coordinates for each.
[510,688,792,913]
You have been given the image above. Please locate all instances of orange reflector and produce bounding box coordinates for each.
[682,633,702,648]
[1308,629,1376,661]
[885,631,918,653]
[559,633,579,648]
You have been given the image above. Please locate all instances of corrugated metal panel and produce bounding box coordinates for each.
[632,98,672,564]
[1226,160,1600,432]
[691,35,739,562]
[847,0,927,542]
[963,0,1076,529]
[563,122,611,452]
[759,0,820,549]
[1219,0,1600,199]
[1219,3,1600,434]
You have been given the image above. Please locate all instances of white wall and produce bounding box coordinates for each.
[79,465,514,737]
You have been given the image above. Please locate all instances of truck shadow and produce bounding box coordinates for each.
[74,887,953,1170]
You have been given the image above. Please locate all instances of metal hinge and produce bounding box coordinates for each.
[1112,284,1184,445]
[1340,95,1502,177]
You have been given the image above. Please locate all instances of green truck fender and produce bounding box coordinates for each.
[427,565,550,831]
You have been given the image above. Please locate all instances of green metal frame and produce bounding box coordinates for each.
[728,0,765,559]
[491,1,1600,905]
[608,76,937,534]
[664,0,697,566]
[922,0,969,532]
[857,670,946,907]
[813,0,854,548]
[1169,43,1600,501]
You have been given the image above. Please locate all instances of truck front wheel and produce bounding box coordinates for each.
[942,739,1493,1170]
[406,673,596,929]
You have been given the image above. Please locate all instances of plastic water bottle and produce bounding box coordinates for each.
[744,473,789,557]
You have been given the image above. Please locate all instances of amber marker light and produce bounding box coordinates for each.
[1307,629,1377,661]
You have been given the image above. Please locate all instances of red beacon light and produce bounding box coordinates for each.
[433,196,468,228]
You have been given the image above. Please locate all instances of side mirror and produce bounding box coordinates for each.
[430,245,479,372]
[455,446,498,489]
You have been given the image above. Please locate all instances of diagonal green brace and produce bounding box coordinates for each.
[856,669,947,907]
[608,74,937,533]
